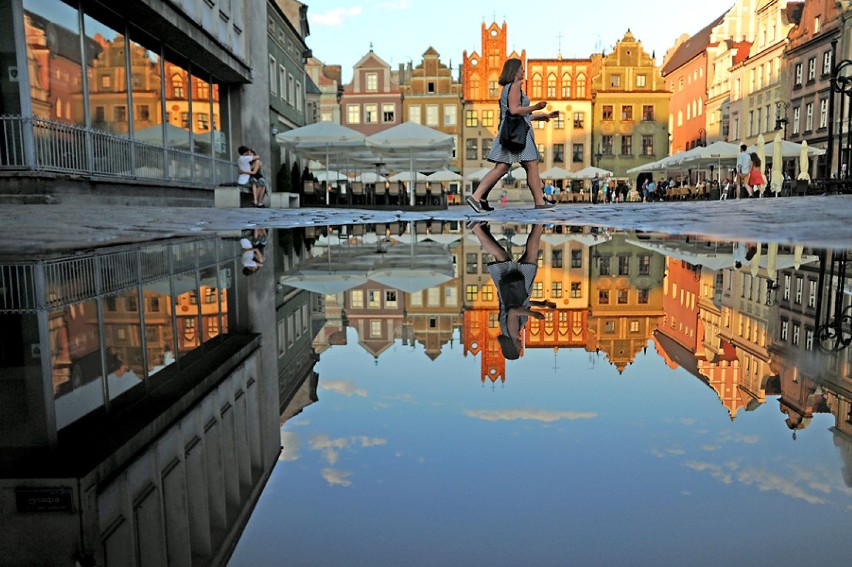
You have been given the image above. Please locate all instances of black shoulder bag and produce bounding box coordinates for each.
[498,86,529,151]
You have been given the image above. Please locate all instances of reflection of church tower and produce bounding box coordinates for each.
[463,309,506,383]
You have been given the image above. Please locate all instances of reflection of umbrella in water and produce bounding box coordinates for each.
[367,268,453,293]
[279,272,368,295]
[770,132,783,195]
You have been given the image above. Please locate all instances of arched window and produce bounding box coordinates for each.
[532,73,542,98]
[576,74,586,98]
[547,73,557,98]
[172,74,185,99]
[561,73,571,98]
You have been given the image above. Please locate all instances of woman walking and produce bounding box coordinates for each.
[467,58,559,213]
[749,152,766,198]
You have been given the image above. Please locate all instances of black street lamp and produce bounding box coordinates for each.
[775,101,789,139]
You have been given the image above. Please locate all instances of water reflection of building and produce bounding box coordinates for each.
[0,236,281,566]
[588,233,665,373]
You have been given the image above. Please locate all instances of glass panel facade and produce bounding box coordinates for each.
[84,14,129,134]
[23,0,85,123]
[142,279,177,377]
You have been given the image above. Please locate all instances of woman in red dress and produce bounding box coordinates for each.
[749,152,766,197]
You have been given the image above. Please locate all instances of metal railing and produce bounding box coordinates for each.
[0,237,242,313]
[0,115,236,187]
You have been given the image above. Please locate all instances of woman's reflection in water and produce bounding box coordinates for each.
[468,222,556,359]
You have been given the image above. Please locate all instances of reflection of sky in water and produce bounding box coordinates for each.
[231,328,852,566]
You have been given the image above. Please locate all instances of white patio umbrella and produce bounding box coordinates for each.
[466,167,494,181]
[354,172,387,183]
[755,133,766,190]
[572,165,614,179]
[770,132,784,195]
[277,122,367,205]
[313,170,348,182]
[366,122,454,205]
[388,171,429,182]
[279,273,368,295]
[540,166,573,180]
[675,141,740,168]
[509,166,527,180]
[798,140,811,181]
[367,268,454,293]
[426,169,463,182]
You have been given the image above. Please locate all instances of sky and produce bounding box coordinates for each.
[305,0,737,83]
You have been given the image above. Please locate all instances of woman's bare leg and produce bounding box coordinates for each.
[521,161,547,206]
[519,223,544,263]
[470,224,511,262]
[471,163,511,201]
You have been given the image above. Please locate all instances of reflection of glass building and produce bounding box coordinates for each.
[0,236,283,566]
[0,0,274,189]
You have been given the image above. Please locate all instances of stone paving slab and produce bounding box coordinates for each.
[1,196,852,256]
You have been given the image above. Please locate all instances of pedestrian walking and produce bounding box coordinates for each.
[737,144,753,198]
[466,58,558,214]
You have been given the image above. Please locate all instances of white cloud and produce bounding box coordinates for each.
[279,431,300,462]
[736,468,827,505]
[701,444,721,452]
[464,409,598,422]
[684,460,733,484]
[311,7,363,27]
[322,468,352,487]
[309,434,349,464]
[321,380,368,397]
[353,435,387,447]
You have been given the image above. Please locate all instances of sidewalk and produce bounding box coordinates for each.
[1,196,851,255]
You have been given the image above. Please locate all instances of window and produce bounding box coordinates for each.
[598,256,611,276]
[443,105,457,126]
[366,72,377,91]
[368,290,381,308]
[618,256,630,275]
[465,110,478,127]
[573,144,584,163]
[465,284,478,301]
[638,255,651,275]
[783,274,791,301]
[101,75,112,89]
[807,280,816,308]
[636,74,646,87]
[637,288,650,304]
[94,106,105,122]
[792,107,801,135]
[642,105,654,121]
[617,289,629,304]
[532,282,544,299]
[808,57,816,81]
[409,106,421,124]
[353,103,373,125]
[599,290,610,304]
[552,249,563,268]
[642,135,654,156]
[601,135,613,155]
[814,15,821,33]
[805,103,814,131]
[553,114,564,129]
[114,106,127,122]
[571,249,582,268]
[795,276,803,303]
[792,323,800,346]
[823,51,832,76]
[620,135,632,156]
[180,111,190,128]
[571,282,582,298]
[576,75,586,97]
[465,139,478,160]
[269,56,277,94]
[280,65,287,100]
[552,282,563,298]
[351,290,364,308]
[481,110,495,127]
[573,112,585,128]
[547,74,557,98]
[780,319,789,341]
[805,328,814,351]
[466,252,479,274]
[562,73,572,97]
[482,138,492,158]
[794,63,803,86]
[481,285,494,301]
[605,320,615,333]
[385,290,398,308]
[427,81,435,94]
[602,105,613,120]
[197,113,209,130]
[426,104,439,126]
[553,144,565,163]
[137,105,150,121]
[347,104,360,124]
[621,105,633,121]
[383,103,395,122]
[610,74,621,87]
[370,320,382,337]
[819,99,828,129]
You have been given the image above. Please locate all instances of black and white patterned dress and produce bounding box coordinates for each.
[487,83,541,164]
[488,260,538,337]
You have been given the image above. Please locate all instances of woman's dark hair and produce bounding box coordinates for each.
[750,152,761,167]
[242,267,255,276]
[498,58,523,86]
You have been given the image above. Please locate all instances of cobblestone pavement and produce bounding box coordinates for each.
[2,196,852,256]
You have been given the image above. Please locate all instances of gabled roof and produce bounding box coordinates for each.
[661,12,727,75]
